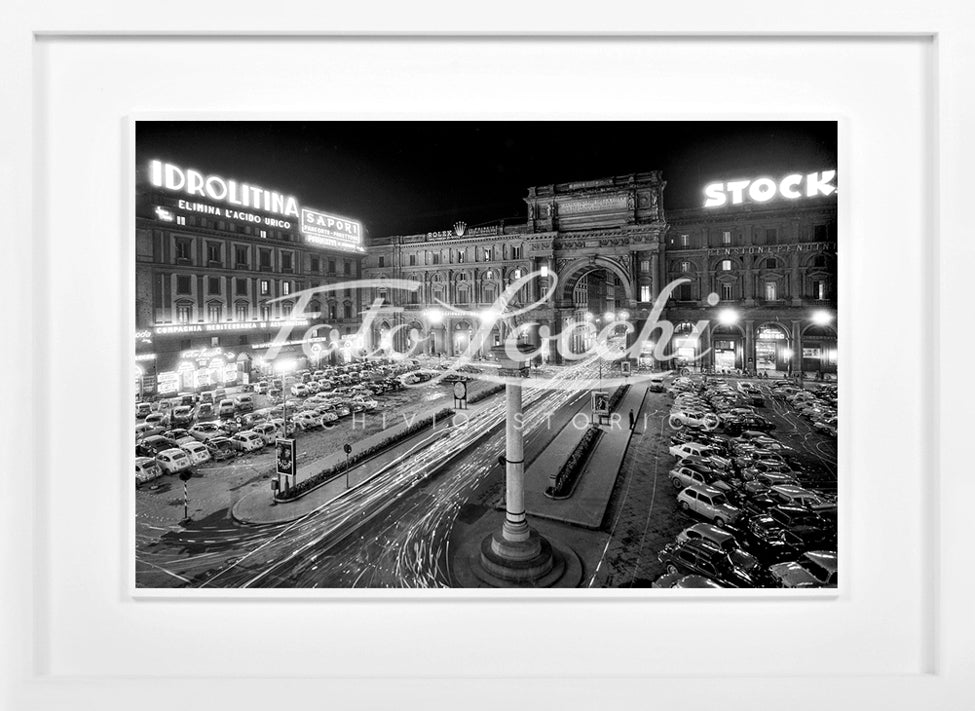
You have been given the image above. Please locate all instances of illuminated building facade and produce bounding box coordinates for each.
[362,170,837,375]
[135,161,366,396]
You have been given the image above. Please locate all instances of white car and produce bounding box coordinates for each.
[188,422,228,442]
[290,383,309,397]
[669,442,725,462]
[180,440,212,466]
[135,456,162,483]
[770,551,838,588]
[676,484,742,527]
[669,410,720,430]
[217,398,237,417]
[230,431,266,453]
[293,411,323,430]
[251,423,279,446]
[155,448,193,475]
[135,422,163,441]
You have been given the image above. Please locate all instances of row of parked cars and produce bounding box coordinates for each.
[653,377,838,589]
[133,358,422,485]
[779,381,838,437]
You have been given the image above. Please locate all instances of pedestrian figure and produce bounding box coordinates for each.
[628,408,635,430]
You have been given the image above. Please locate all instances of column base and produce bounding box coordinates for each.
[472,528,565,587]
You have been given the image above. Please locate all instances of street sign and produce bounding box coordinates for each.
[453,380,467,400]
[343,442,353,455]
[275,438,296,478]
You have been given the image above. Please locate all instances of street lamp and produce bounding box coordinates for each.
[812,309,833,326]
[718,308,740,326]
[424,308,444,325]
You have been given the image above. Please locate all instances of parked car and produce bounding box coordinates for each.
[135,402,154,419]
[675,523,763,579]
[770,551,838,588]
[136,435,179,458]
[162,428,196,446]
[180,440,212,466]
[135,456,162,483]
[235,394,255,412]
[669,465,734,494]
[293,411,323,431]
[144,412,168,429]
[169,405,194,426]
[676,484,742,527]
[251,422,279,446]
[254,381,270,395]
[733,513,807,564]
[155,447,193,475]
[195,402,216,421]
[290,383,309,397]
[200,390,216,405]
[215,398,236,417]
[229,431,266,452]
[767,505,836,548]
[205,437,238,461]
[657,539,755,588]
[135,422,164,441]
[651,572,723,588]
[188,422,228,442]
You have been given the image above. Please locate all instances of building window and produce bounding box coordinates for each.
[175,238,191,261]
[176,275,192,294]
[721,282,734,301]
[344,302,353,320]
[680,233,689,247]
[260,229,267,238]
[206,242,221,264]
[378,256,385,267]
[765,257,779,269]
[765,228,777,243]
[512,246,522,259]
[282,281,291,296]
[327,259,336,274]
[281,252,293,272]
[457,251,464,264]
[814,224,828,240]
[432,253,441,265]
[207,303,223,322]
[176,303,192,323]
[344,261,351,275]
[235,278,248,295]
[310,256,320,272]
[765,281,778,301]
[235,245,248,267]
[720,260,732,271]
[176,216,186,226]
[813,254,828,268]
[640,260,651,273]
[328,302,337,320]
[260,303,271,320]
[722,231,732,245]
[259,249,272,270]
[679,261,691,273]
[409,253,417,266]
[483,248,492,261]
[235,303,248,322]
[260,279,270,296]
[207,277,221,295]
[814,279,827,300]
[640,285,651,302]
[281,302,293,318]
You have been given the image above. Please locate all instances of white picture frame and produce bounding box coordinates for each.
[2,2,972,709]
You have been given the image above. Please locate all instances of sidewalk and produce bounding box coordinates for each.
[524,383,649,529]
[232,391,502,524]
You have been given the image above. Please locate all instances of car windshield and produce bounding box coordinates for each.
[711,493,728,506]
[802,558,833,582]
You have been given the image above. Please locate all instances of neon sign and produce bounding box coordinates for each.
[703,170,837,208]
[300,207,364,252]
[149,160,300,218]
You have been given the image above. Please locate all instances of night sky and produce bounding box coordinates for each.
[136,121,836,238]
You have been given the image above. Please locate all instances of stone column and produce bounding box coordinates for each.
[501,381,529,542]
[745,319,755,373]
[792,319,803,376]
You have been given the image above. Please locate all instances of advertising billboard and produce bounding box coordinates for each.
[300,207,364,252]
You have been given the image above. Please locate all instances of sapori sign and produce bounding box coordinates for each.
[703,170,837,208]
[300,207,364,252]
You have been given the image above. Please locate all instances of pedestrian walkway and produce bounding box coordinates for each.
[524,383,649,529]
[232,393,502,525]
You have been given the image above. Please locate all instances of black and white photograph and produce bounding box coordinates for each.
[134,121,838,589]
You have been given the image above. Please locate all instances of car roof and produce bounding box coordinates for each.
[158,448,185,456]
[135,456,155,465]
[683,483,724,496]
[804,551,838,571]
